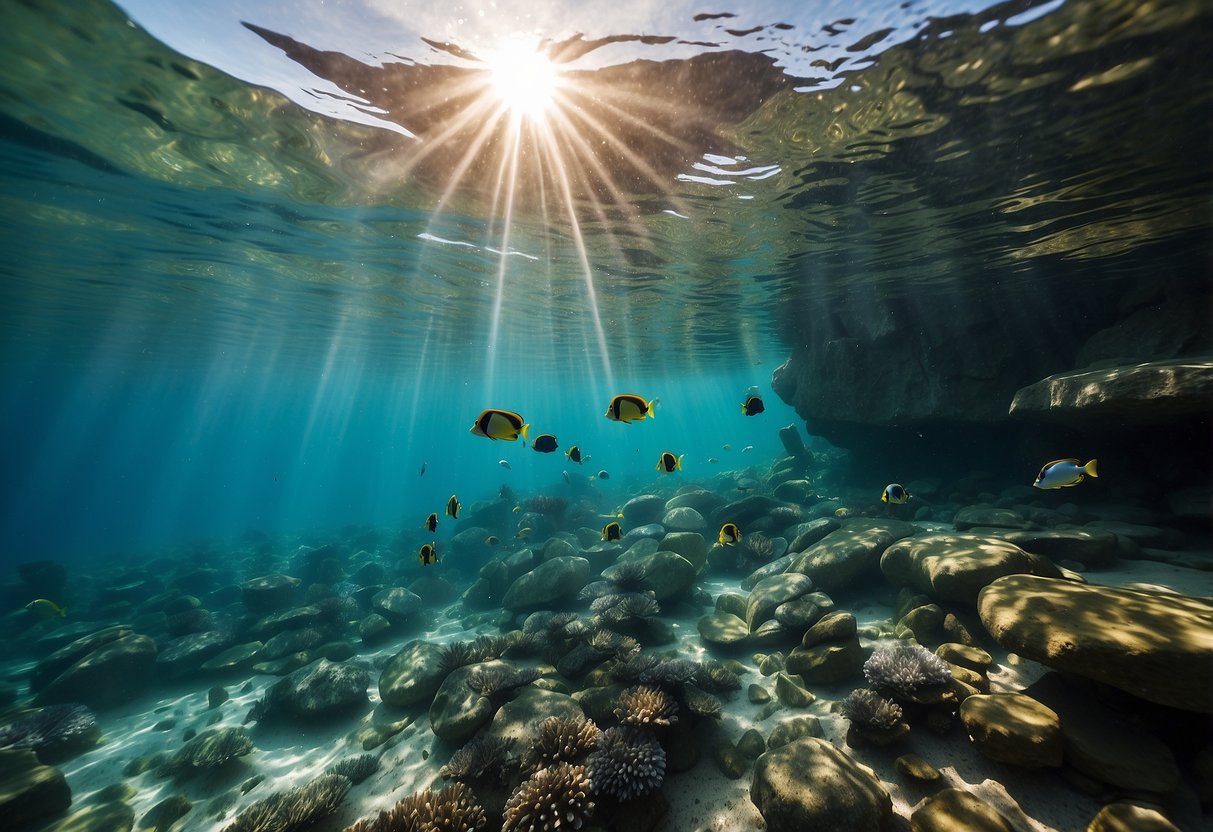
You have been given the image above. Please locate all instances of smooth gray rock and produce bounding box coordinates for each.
[502,556,590,611]
[268,659,369,717]
[750,737,892,832]
[378,640,446,707]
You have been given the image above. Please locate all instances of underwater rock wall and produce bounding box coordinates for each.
[772,275,1212,479]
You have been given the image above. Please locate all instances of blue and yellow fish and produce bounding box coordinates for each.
[1034,458,1098,489]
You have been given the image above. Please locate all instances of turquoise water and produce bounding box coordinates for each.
[1,0,1209,554]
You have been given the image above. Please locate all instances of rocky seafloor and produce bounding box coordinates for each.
[1,433,1211,832]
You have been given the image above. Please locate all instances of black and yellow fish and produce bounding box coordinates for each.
[656,452,684,474]
[418,543,439,566]
[881,483,910,505]
[601,521,622,542]
[532,434,559,453]
[446,495,461,519]
[516,527,533,540]
[718,522,742,547]
[566,445,583,464]
[423,512,439,532]
[469,408,530,442]
[742,395,765,416]
[605,394,655,423]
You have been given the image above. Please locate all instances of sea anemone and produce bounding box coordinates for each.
[576,581,614,602]
[502,762,594,832]
[606,561,651,593]
[440,736,516,783]
[556,644,604,679]
[587,628,640,659]
[439,642,480,676]
[466,666,542,699]
[158,726,255,778]
[326,753,379,785]
[597,593,660,625]
[224,773,350,832]
[0,704,99,760]
[680,683,723,719]
[609,654,661,684]
[841,688,904,730]
[614,686,679,728]
[341,782,486,832]
[695,660,742,693]
[521,715,601,774]
[737,532,775,568]
[638,658,700,689]
[863,643,952,697]
[586,728,666,801]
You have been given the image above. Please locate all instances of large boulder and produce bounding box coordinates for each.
[267,659,369,718]
[240,574,300,613]
[621,495,666,526]
[994,529,1120,567]
[910,788,1014,832]
[502,556,589,611]
[1027,673,1181,794]
[980,576,1213,712]
[661,507,706,533]
[607,550,696,600]
[428,661,510,743]
[480,687,584,747]
[958,693,1062,768]
[881,534,1062,607]
[34,632,157,710]
[659,533,708,574]
[0,749,72,830]
[378,640,446,708]
[371,587,424,625]
[788,520,914,593]
[750,737,892,832]
[746,574,814,631]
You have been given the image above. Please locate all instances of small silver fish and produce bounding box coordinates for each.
[708,457,718,464]
[562,470,571,483]
[597,470,610,480]
[742,445,754,453]
[499,459,512,470]
[419,462,426,476]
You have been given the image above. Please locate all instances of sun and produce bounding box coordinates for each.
[485,39,560,119]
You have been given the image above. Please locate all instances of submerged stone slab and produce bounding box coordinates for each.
[1009,358,1213,423]
[750,737,891,832]
[980,575,1213,712]
[881,534,1062,607]
[787,520,914,593]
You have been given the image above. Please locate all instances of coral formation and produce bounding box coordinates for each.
[502,762,594,832]
[223,773,350,832]
[610,653,661,683]
[0,703,99,759]
[863,643,953,697]
[594,593,660,626]
[327,752,380,785]
[440,736,516,782]
[586,727,666,801]
[522,715,602,774]
[158,726,254,778]
[342,782,487,832]
[615,685,679,727]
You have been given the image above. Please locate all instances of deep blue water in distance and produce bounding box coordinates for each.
[0,361,798,561]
